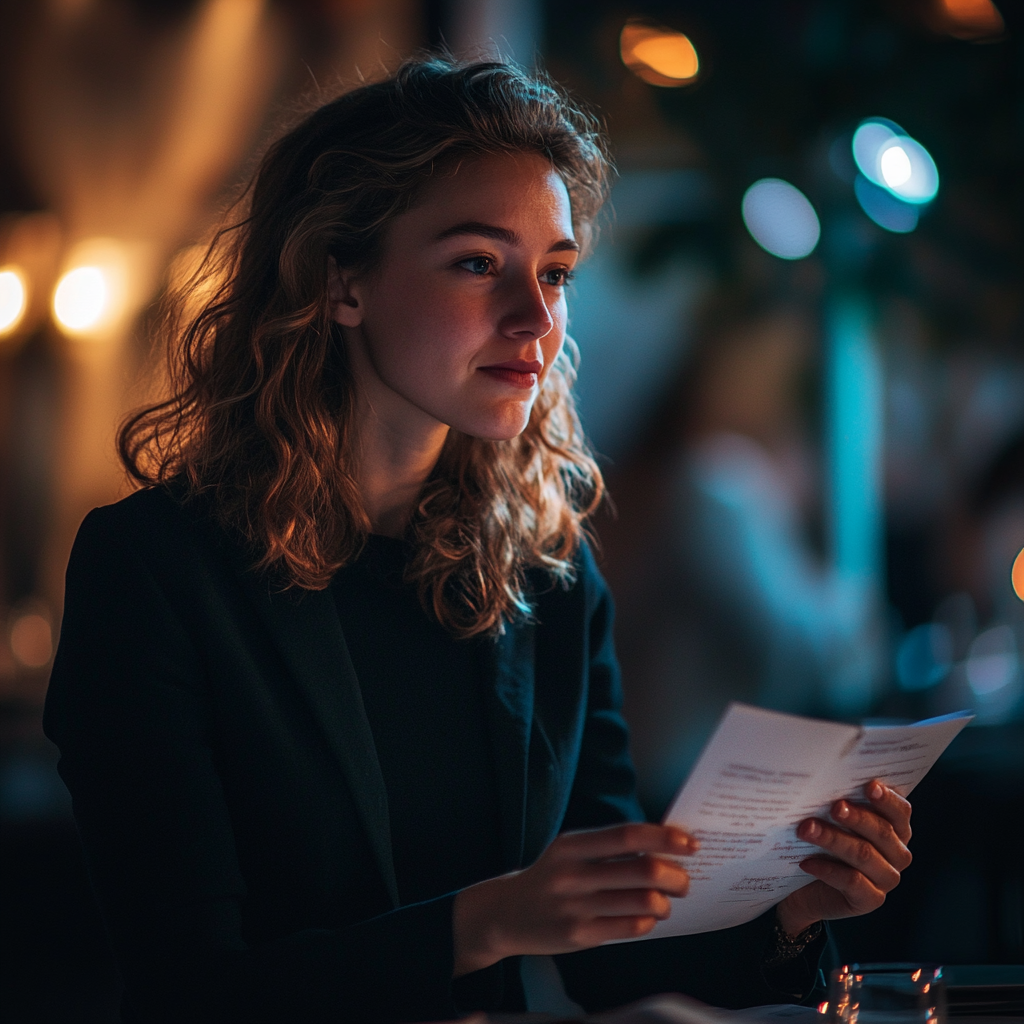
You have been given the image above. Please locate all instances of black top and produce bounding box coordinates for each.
[43,486,826,1022]
[331,535,503,905]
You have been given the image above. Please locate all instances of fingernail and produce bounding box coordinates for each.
[870,782,884,800]
[803,820,821,839]
[835,802,850,820]
[672,831,699,853]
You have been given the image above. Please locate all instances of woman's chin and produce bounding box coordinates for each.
[449,405,533,442]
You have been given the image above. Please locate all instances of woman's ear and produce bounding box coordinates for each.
[328,258,364,328]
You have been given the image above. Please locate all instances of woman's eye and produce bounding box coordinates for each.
[542,268,575,287]
[459,256,493,275]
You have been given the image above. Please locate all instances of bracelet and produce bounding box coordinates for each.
[763,920,823,969]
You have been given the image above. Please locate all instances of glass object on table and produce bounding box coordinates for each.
[829,963,946,1024]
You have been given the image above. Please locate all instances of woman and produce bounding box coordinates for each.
[44,59,912,1023]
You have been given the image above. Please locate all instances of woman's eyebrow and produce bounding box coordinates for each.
[434,221,579,253]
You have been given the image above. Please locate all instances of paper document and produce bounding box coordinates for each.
[633,703,972,940]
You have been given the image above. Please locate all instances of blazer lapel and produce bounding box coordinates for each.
[241,576,401,909]
[480,621,536,871]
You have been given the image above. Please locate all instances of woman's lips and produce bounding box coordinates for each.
[479,367,538,388]
[479,361,542,389]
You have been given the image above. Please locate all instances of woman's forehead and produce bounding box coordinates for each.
[410,151,574,234]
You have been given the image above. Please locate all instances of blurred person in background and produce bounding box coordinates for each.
[39,59,915,1022]
[615,296,882,815]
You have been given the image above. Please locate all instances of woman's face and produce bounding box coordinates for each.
[330,151,579,442]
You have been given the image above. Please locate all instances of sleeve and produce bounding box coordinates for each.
[43,508,466,1024]
[560,541,646,831]
[552,544,827,1012]
[556,909,828,1012]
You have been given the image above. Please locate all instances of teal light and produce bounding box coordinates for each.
[852,118,939,207]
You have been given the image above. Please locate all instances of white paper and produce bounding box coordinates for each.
[629,703,972,940]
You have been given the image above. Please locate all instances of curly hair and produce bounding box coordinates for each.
[118,56,611,637]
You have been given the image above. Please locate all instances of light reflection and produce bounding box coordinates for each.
[0,267,28,335]
[621,21,699,86]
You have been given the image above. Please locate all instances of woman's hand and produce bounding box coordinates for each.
[776,779,913,938]
[452,823,698,977]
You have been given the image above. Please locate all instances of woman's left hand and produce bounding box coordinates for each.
[775,779,913,937]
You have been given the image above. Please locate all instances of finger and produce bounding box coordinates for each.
[555,823,698,861]
[830,799,912,872]
[563,854,690,897]
[565,886,675,921]
[864,781,913,844]
[799,856,886,915]
[564,914,660,949]
[797,819,901,892]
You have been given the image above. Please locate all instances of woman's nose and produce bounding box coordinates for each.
[498,275,555,341]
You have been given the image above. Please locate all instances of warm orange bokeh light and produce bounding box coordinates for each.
[0,267,28,336]
[621,22,699,87]
[938,0,1005,38]
[9,612,53,669]
[632,34,699,80]
[1012,546,1024,602]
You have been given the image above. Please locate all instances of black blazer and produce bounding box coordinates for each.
[44,486,822,1022]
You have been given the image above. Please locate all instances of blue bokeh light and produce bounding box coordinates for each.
[854,173,920,233]
[852,117,939,207]
[741,178,820,260]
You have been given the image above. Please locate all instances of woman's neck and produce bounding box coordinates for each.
[353,402,449,539]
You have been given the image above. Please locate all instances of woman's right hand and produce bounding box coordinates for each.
[452,823,698,977]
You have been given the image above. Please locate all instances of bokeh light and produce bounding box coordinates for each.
[852,118,904,185]
[896,623,953,691]
[880,145,912,188]
[940,0,1005,39]
[1013,546,1024,601]
[51,237,132,338]
[741,178,820,260]
[852,118,938,205]
[9,612,53,669]
[884,137,938,204]
[854,174,920,233]
[966,625,1019,698]
[621,22,699,87]
[0,267,28,335]
[53,266,110,333]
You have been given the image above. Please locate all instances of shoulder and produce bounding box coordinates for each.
[81,484,187,534]
[71,484,234,582]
